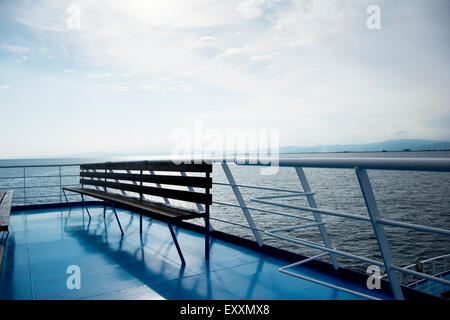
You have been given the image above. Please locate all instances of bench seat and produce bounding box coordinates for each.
[61,160,212,265]
[62,187,205,222]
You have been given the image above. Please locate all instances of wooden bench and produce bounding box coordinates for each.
[0,190,13,269]
[62,160,212,264]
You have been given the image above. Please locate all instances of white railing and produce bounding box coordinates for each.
[210,157,450,300]
[1,157,449,300]
[381,254,450,296]
[0,163,82,205]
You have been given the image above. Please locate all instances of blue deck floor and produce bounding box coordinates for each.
[0,205,394,300]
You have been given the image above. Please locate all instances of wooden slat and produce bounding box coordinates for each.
[80,161,212,173]
[0,190,13,232]
[80,179,212,205]
[80,171,212,188]
[63,187,205,221]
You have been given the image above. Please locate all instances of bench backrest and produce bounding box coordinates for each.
[79,161,212,206]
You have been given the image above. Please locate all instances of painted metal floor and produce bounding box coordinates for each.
[0,205,393,300]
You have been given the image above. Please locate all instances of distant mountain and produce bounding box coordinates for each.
[279,139,450,153]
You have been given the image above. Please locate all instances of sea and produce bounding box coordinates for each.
[0,151,449,280]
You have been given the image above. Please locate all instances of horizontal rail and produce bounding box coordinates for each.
[278,253,380,300]
[264,230,385,267]
[0,164,81,169]
[213,201,316,222]
[253,199,450,236]
[254,194,311,200]
[0,174,79,179]
[3,157,449,171]
[213,182,312,195]
[15,184,79,189]
[382,254,450,280]
[280,252,329,270]
[252,198,372,222]
[391,265,450,286]
[268,222,324,233]
[377,218,450,237]
[12,194,81,200]
[408,254,450,266]
[5,184,79,190]
[235,157,450,172]
[279,266,380,300]
[210,217,264,232]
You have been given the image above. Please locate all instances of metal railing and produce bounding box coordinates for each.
[0,163,82,205]
[1,157,449,300]
[209,157,450,300]
[381,254,450,296]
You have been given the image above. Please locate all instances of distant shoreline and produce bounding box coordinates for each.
[278,149,450,155]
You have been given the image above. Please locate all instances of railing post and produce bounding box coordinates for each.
[295,167,339,270]
[221,163,264,247]
[355,167,404,300]
[205,171,211,260]
[23,167,26,206]
[59,166,62,203]
[140,170,143,233]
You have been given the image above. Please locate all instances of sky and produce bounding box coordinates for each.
[0,0,449,158]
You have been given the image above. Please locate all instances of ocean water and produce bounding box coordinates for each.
[0,151,449,280]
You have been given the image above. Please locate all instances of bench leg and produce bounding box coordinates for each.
[111,204,124,236]
[62,189,73,215]
[62,189,69,203]
[168,223,186,265]
[139,214,142,234]
[81,195,91,219]
[103,202,107,219]
[205,206,210,260]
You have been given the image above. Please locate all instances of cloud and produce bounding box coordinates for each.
[113,86,129,92]
[137,77,193,92]
[14,56,27,64]
[236,0,283,19]
[216,46,252,59]
[195,36,217,48]
[121,70,139,77]
[236,0,264,19]
[87,73,113,78]
[249,52,281,62]
[0,43,30,54]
